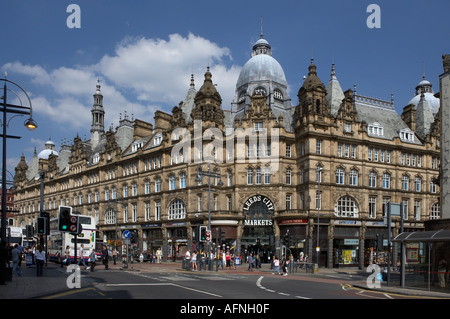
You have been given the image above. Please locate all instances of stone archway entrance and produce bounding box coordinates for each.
[241,195,276,263]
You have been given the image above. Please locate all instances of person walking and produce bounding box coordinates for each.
[248,253,254,272]
[226,252,231,270]
[11,244,22,277]
[77,244,89,270]
[112,248,118,265]
[101,245,109,269]
[35,245,45,277]
[281,255,288,276]
[185,249,191,271]
[272,256,280,275]
[156,248,162,263]
[89,249,96,272]
[191,250,197,271]
[62,245,70,268]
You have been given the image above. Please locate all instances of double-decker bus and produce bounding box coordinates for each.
[48,214,97,263]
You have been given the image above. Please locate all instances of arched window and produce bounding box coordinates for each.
[105,208,116,225]
[168,199,186,220]
[274,89,283,100]
[254,87,267,96]
[335,196,359,218]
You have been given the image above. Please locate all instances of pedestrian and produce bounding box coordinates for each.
[272,256,280,275]
[216,251,223,271]
[62,245,70,268]
[77,244,89,270]
[226,252,231,270]
[438,255,448,288]
[281,255,288,276]
[185,249,191,271]
[35,245,45,277]
[0,242,7,284]
[156,248,162,263]
[11,244,22,276]
[248,253,254,271]
[102,245,109,269]
[89,249,96,272]
[191,250,197,271]
[112,247,118,265]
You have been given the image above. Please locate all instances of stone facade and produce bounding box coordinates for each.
[12,36,442,269]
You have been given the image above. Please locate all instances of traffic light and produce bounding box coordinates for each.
[37,217,47,235]
[58,206,72,232]
[199,226,207,242]
[58,206,80,234]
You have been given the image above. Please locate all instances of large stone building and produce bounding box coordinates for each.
[13,34,441,268]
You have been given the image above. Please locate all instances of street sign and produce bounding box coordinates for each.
[123,230,131,239]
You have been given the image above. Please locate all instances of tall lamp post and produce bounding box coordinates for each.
[195,161,223,270]
[1,75,37,244]
[316,166,322,272]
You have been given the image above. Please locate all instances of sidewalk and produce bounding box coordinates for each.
[0,263,71,299]
[2,260,450,299]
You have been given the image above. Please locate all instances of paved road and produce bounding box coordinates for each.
[39,265,420,300]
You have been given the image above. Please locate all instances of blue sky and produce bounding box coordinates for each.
[1,0,449,180]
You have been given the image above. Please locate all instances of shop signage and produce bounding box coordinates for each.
[243,195,274,211]
[243,195,274,227]
[335,220,361,226]
[278,219,308,225]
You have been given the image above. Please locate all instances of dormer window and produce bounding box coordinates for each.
[399,129,415,142]
[368,122,384,137]
[153,133,162,146]
[254,121,263,132]
[132,141,143,152]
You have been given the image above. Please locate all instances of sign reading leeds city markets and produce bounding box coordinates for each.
[243,195,274,226]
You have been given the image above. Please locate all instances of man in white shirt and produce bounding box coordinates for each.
[185,250,191,271]
[77,244,89,270]
[35,246,45,277]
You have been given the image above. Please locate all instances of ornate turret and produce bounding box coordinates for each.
[91,79,105,149]
[191,68,224,128]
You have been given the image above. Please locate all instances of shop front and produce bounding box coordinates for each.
[278,219,308,261]
[142,223,163,259]
[166,222,188,261]
[241,195,276,263]
[364,222,389,267]
[333,220,360,267]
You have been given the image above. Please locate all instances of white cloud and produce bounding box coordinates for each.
[2,33,241,133]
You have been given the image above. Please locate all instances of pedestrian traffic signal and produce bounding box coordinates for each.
[37,217,47,235]
[58,206,80,233]
[200,226,207,242]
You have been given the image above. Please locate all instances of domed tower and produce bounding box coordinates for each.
[408,75,440,116]
[231,33,292,129]
[38,139,59,159]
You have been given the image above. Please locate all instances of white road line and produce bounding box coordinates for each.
[105,282,222,298]
[256,276,311,299]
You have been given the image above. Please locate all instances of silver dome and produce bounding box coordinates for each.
[236,54,287,89]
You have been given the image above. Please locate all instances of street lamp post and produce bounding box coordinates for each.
[316,166,322,272]
[195,161,223,270]
[1,76,37,244]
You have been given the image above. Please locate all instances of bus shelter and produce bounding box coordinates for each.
[393,230,450,292]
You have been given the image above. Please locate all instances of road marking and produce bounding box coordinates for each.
[105,282,222,298]
[256,276,311,299]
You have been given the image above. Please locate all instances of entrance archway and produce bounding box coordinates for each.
[241,195,275,263]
